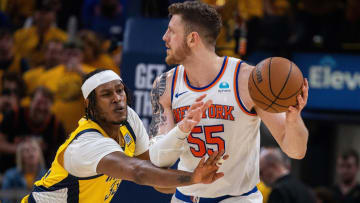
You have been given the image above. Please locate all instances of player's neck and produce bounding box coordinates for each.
[99,121,120,139]
[183,51,223,88]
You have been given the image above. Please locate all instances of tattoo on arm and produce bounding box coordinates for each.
[177,175,191,183]
[149,72,168,138]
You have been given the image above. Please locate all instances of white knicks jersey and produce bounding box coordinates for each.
[171,56,261,198]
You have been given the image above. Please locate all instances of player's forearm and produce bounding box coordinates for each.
[149,126,188,167]
[153,186,176,194]
[283,116,308,159]
[132,160,195,188]
[99,152,195,188]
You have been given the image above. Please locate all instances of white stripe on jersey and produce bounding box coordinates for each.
[172,56,261,198]
[32,188,68,203]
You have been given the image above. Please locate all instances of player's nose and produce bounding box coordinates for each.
[162,29,169,41]
[113,92,123,103]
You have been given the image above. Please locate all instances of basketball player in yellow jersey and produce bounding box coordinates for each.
[149,1,309,202]
[21,69,226,203]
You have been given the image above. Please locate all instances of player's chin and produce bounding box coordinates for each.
[110,114,127,124]
[165,56,177,66]
[111,118,126,125]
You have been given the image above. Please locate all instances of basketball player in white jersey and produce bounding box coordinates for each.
[149,1,309,203]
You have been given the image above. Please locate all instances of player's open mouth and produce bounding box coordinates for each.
[114,107,125,113]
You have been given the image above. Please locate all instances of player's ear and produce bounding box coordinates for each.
[84,98,89,108]
[187,32,198,48]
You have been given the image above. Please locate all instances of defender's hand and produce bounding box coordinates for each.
[178,94,212,133]
[191,150,228,184]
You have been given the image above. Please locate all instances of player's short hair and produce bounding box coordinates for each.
[82,69,132,121]
[168,1,222,47]
[339,149,359,166]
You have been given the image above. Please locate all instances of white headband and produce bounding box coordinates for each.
[81,70,122,99]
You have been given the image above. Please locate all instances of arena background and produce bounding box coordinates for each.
[0,0,359,202]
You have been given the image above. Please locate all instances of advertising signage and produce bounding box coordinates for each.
[121,18,171,129]
[293,53,360,111]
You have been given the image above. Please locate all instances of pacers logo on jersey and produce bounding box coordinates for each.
[124,133,132,145]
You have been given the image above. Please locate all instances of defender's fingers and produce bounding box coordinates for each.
[205,151,219,165]
[213,149,225,163]
[216,154,229,166]
[198,157,205,167]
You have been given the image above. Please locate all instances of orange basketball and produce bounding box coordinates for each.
[248,57,304,113]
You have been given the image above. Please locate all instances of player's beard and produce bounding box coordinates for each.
[165,40,191,65]
[94,106,127,125]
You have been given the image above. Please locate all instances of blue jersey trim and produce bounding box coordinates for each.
[235,61,257,115]
[175,186,257,202]
[28,194,36,203]
[171,66,178,104]
[76,174,103,180]
[69,128,102,145]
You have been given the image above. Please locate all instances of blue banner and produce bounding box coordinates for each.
[121,18,172,129]
[293,53,360,111]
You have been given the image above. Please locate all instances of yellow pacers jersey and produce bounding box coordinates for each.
[22,118,136,203]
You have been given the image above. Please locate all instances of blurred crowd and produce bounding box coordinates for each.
[258,147,360,203]
[142,0,360,56]
[0,0,359,202]
[198,0,360,58]
[0,0,126,202]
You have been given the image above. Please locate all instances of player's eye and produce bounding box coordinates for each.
[116,89,124,94]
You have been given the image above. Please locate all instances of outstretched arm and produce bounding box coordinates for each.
[97,150,225,188]
[135,151,175,194]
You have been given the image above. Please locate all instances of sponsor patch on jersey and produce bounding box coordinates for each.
[218,81,231,93]
[124,133,132,145]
